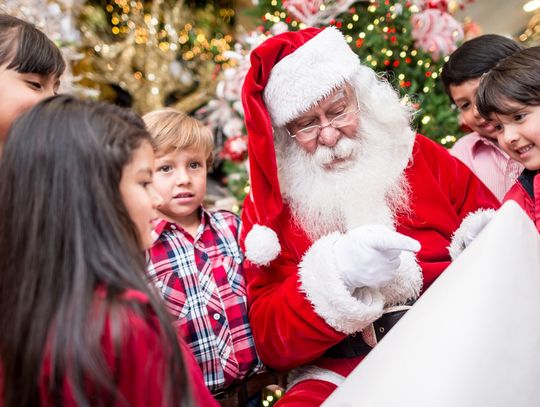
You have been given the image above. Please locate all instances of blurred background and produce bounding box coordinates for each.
[0,0,536,211]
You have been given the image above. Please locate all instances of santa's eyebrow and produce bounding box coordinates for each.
[325,89,348,104]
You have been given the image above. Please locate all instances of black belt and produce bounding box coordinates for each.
[324,304,412,358]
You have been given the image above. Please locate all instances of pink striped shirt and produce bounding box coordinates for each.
[450,132,523,202]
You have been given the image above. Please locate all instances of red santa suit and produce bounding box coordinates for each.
[239,27,499,405]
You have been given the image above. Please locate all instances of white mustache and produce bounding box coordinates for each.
[312,137,357,166]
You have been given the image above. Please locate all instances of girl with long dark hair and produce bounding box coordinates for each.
[0,95,218,407]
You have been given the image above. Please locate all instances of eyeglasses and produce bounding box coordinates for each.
[288,107,361,143]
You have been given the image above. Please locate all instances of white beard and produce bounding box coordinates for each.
[276,124,411,241]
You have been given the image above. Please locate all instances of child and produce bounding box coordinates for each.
[441,34,524,202]
[0,14,64,151]
[143,109,265,402]
[0,96,217,407]
[476,46,540,232]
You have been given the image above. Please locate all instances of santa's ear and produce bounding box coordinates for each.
[244,224,281,266]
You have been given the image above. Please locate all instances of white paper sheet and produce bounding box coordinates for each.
[324,201,540,407]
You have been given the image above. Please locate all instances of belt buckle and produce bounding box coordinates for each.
[361,322,378,348]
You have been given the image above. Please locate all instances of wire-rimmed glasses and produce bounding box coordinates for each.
[288,107,361,143]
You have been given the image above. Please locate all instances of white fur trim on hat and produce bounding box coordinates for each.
[263,27,360,127]
[244,224,281,266]
[380,250,423,307]
[298,232,384,334]
[448,208,496,260]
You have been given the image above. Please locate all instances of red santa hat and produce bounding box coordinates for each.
[242,27,362,266]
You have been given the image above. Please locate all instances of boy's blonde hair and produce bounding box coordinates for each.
[143,108,214,168]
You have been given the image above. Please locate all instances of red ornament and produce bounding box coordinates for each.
[393,60,400,67]
[425,71,432,77]
[356,38,364,48]
[219,135,249,163]
[336,21,342,28]
[384,60,390,66]
[285,16,292,23]
[405,57,412,63]
[390,35,397,42]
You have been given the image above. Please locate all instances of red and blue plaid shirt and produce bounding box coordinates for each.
[147,208,262,392]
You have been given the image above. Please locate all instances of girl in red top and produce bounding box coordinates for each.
[0,96,218,407]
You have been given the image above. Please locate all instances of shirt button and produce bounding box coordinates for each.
[213,313,221,321]
[155,280,164,288]
[170,224,176,230]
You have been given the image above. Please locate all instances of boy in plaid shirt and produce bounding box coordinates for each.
[143,109,263,398]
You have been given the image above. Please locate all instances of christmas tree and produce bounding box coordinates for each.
[197,0,472,207]
[250,0,470,145]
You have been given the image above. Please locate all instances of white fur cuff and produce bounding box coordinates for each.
[298,232,385,334]
[380,250,423,307]
[448,208,496,260]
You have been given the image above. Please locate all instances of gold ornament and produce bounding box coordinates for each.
[80,0,233,113]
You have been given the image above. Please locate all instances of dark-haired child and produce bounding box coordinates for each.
[441,34,524,202]
[0,96,218,407]
[476,46,540,232]
[0,14,64,150]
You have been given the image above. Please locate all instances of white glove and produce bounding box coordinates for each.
[333,225,421,290]
[462,210,495,249]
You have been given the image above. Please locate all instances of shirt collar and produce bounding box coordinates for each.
[151,206,209,243]
[468,132,508,159]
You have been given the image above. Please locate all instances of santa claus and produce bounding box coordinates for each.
[239,27,498,405]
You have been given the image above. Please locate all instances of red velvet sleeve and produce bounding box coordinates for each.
[240,199,347,371]
[397,135,500,288]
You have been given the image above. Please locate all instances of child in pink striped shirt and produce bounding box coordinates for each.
[441,34,523,202]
